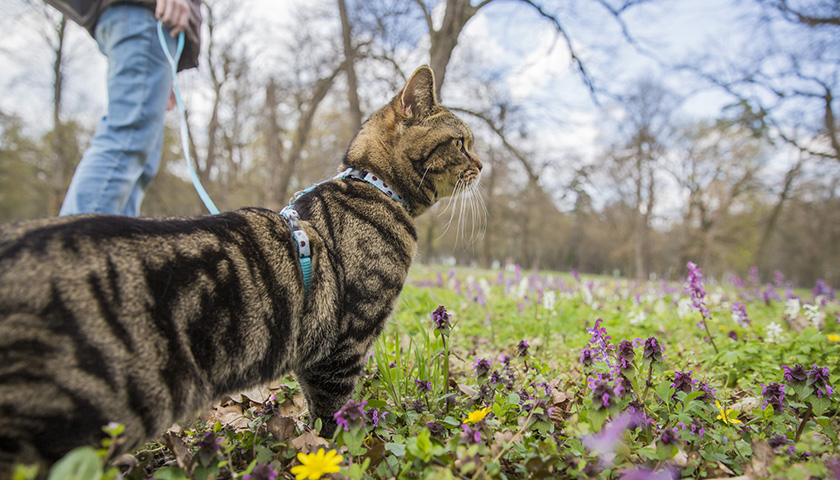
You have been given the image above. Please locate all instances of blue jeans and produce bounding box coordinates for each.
[60,5,177,216]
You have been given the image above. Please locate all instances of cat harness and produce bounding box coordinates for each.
[280,167,410,296]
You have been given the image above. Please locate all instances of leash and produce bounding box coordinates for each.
[156,20,220,215]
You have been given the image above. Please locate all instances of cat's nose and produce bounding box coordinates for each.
[475,159,483,172]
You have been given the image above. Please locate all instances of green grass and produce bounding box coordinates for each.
[20,265,840,480]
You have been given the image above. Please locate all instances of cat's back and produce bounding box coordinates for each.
[0,208,304,472]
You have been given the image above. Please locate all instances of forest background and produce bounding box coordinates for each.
[0,0,838,288]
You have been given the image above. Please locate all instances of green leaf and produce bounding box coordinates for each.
[440,416,461,428]
[153,467,190,480]
[809,395,831,416]
[342,458,371,480]
[48,447,102,480]
[385,442,406,457]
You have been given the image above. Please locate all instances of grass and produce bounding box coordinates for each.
[20,264,840,480]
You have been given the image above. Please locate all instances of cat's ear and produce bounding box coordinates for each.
[397,66,437,120]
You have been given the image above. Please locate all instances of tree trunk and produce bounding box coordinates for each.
[274,63,345,206]
[49,16,67,215]
[263,79,287,210]
[753,154,804,265]
[338,0,363,132]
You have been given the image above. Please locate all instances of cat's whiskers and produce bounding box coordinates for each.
[437,174,486,247]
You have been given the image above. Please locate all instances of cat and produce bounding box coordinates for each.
[0,65,482,476]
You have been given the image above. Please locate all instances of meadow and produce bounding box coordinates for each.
[30,263,840,480]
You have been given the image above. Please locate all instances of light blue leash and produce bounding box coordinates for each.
[156,20,220,215]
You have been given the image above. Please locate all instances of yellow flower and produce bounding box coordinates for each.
[463,406,492,424]
[715,400,742,425]
[827,333,840,342]
[290,448,343,480]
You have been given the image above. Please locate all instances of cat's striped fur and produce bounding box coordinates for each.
[0,66,482,475]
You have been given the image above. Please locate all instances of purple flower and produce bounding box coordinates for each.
[731,301,750,327]
[415,379,432,392]
[773,270,785,287]
[616,340,635,364]
[431,305,450,330]
[244,463,277,480]
[580,348,595,367]
[727,330,738,341]
[685,261,710,321]
[807,365,834,398]
[522,398,553,422]
[589,374,616,410]
[643,337,663,363]
[333,399,367,431]
[813,279,835,301]
[582,411,641,457]
[672,371,694,396]
[658,427,680,447]
[516,340,530,357]
[426,421,446,437]
[460,424,482,444]
[768,434,790,449]
[782,364,808,384]
[763,285,780,305]
[370,408,388,428]
[197,431,221,452]
[695,381,716,403]
[762,382,786,414]
[473,357,492,377]
[585,318,613,361]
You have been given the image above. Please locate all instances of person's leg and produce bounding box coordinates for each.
[60,5,176,216]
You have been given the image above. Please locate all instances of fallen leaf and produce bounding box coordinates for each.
[234,385,274,404]
[267,416,296,442]
[290,430,329,452]
[162,432,192,473]
[361,437,386,468]
[204,404,250,430]
[744,439,775,479]
[458,384,478,397]
[491,431,517,458]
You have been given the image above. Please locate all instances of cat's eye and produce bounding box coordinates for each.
[454,139,463,150]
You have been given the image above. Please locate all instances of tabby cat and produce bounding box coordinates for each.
[0,66,482,475]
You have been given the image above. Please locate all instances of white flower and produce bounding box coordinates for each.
[629,310,647,325]
[580,286,593,305]
[516,278,529,299]
[802,303,824,328]
[765,321,785,343]
[676,298,692,319]
[478,278,491,301]
[784,299,801,318]
[542,291,556,312]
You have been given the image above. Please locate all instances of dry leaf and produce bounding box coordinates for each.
[204,404,250,430]
[290,430,329,452]
[267,416,296,442]
[162,432,192,472]
[234,385,274,404]
[491,431,516,457]
[744,439,775,479]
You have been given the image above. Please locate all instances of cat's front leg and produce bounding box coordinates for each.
[294,351,365,438]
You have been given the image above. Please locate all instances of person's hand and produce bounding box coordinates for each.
[166,88,176,111]
[155,0,191,37]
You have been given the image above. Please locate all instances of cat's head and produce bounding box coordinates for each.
[344,66,482,217]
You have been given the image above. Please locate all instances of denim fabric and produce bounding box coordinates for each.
[60,4,177,216]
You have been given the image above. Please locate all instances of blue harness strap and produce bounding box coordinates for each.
[279,206,312,293]
[279,167,410,297]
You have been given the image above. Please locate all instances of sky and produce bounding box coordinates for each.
[0,0,755,124]
[0,0,779,209]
